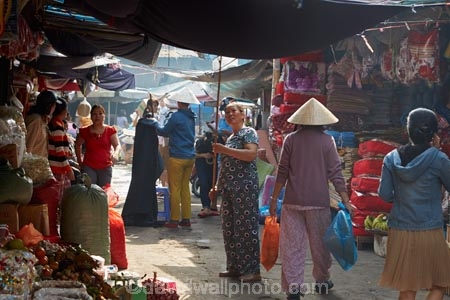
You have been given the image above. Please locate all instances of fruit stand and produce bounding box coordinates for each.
[0,225,181,300]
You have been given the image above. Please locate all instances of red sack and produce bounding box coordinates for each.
[109,209,128,270]
[30,178,60,236]
[261,216,279,271]
[350,190,393,213]
[353,158,383,177]
[350,176,380,193]
[358,139,399,158]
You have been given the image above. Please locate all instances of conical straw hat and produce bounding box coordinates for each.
[287,97,338,125]
[166,87,200,104]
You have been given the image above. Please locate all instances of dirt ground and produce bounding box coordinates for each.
[110,164,447,300]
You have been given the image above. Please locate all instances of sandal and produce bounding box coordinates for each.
[197,208,211,218]
[209,210,220,216]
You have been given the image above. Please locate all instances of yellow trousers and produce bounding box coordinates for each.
[167,157,195,221]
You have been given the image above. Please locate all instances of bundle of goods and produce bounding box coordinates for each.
[350,139,395,237]
[339,147,360,181]
[325,130,357,148]
[0,105,26,168]
[141,272,179,300]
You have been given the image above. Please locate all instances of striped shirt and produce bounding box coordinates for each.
[48,118,72,175]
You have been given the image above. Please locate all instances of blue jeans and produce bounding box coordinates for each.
[81,165,112,187]
[195,157,215,209]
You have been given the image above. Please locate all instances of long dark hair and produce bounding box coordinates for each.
[28,90,57,115]
[407,108,438,145]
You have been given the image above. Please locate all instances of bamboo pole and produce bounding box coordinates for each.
[210,56,223,209]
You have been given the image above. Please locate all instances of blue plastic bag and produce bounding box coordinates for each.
[323,202,357,271]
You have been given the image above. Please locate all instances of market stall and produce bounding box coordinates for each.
[267,6,450,254]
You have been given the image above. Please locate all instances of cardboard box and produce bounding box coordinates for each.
[18,204,50,236]
[373,234,388,258]
[0,203,19,233]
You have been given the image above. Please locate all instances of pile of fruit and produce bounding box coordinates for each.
[364,213,389,232]
[1,237,118,300]
[31,240,118,299]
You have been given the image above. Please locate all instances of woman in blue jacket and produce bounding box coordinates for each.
[378,108,450,300]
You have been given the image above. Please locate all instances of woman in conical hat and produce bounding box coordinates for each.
[269,97,352,299]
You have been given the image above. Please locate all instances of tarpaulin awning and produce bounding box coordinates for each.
[33,55,135,91]
[57,0,406,59]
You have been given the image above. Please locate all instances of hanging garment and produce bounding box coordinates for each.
[121,117,163,227]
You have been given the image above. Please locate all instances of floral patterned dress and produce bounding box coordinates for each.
[217,127,260,276]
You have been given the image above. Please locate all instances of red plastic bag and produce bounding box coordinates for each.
[109,209,128,269]
[16,223,43,247]
[103,184,119,208]
[261,216,280,271]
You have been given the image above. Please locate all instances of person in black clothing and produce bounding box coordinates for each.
[195,131,223,218]
[121,114,164,227]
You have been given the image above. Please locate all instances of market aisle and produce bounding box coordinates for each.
[111,164,444,300]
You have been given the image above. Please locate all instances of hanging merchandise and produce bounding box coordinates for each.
[407,28,439,83]
[283,61,326,95]
[76,97,91,118]
[380,48,396,81]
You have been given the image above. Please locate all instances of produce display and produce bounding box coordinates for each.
[364,213,389,233]
[0,234,118,300]
[31,240,117,300]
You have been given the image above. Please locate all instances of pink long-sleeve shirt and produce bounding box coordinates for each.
[275,127,347,208]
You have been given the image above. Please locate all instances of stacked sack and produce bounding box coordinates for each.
[270,51,327,147]
[350,139,399,237]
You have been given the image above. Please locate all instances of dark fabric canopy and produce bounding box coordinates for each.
[61,0,406,59]
[33,55,136,91]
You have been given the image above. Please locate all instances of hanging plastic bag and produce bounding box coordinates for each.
[261,215,280,271]
[76,97,91,118]
[323,202,357,271]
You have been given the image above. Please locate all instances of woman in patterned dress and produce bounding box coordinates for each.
[210,102,261,283]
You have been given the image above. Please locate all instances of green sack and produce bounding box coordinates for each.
[60,174,111,264]
[0,160,33,204]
